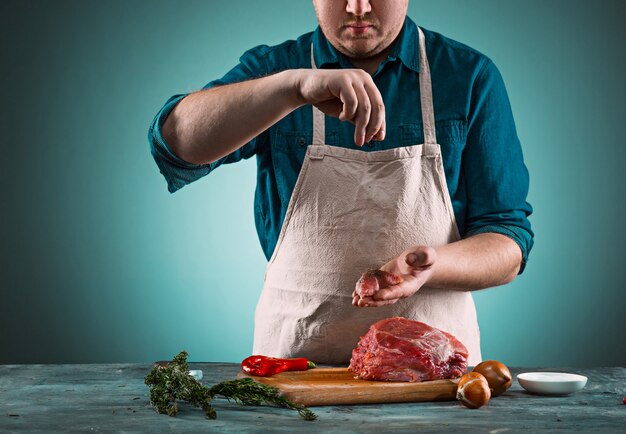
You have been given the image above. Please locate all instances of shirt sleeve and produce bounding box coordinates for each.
[148,45,271,193]
[462,58,534,273]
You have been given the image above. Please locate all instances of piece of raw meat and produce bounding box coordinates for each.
[355,269,403,297]
[349,317,468,382]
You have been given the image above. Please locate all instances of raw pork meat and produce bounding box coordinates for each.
[349,317,468,382]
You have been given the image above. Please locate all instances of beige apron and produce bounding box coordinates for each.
[253,27,481,365]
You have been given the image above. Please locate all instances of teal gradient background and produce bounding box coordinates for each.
[1,0,624,366]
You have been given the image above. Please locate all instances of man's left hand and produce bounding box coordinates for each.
[352,246,436,307]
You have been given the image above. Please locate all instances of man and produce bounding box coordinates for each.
[149,0,533,365]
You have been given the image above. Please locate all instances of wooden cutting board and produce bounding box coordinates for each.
[238,368,459,406]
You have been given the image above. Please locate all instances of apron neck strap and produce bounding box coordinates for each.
[310,25,437,146]
[417,26,437,145]
[310,46,326,146]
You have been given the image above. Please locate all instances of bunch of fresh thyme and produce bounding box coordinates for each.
[144,350,317,421]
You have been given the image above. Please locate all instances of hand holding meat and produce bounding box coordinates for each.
[353,246,436,307]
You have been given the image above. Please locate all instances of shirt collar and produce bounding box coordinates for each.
[312,16,420,73]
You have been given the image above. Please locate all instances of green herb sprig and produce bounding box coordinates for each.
[144,351,317,421]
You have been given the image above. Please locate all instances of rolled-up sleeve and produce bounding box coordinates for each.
[148,45,271,193]
[462,59,534,272]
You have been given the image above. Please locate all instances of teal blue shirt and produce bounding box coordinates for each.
[149,17,534,271]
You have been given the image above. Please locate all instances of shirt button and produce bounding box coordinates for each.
[298,137,306,146]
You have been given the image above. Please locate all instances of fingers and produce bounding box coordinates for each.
[351,82,370,146]
[363,81,385,143]
[354,296,400,307]
[405,247,437,275]
[338,84,358,123]
[373,283,413,302]
[328,70,386,147]
[372,128,386,142]
[352,281,412,308]
[350,74,385,146]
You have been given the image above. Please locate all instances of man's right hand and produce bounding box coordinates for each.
[294,69,386,146]
[163,68,386,165]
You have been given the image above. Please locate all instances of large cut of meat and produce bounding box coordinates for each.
[349,317,468,382]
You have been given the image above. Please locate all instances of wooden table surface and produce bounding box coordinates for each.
[0,363,624,433]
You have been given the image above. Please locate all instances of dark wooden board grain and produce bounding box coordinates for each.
[238,367,458,406]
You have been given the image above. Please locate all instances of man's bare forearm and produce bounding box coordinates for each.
[428,232,522,291]
[161,68,388,164]
[162,70,304,165]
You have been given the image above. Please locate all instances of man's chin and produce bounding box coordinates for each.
[338,40,384,59]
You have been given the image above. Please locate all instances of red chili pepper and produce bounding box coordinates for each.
[241,355,316,377]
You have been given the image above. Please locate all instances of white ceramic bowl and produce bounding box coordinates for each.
[517,372,587,395]
[188,370,203,380]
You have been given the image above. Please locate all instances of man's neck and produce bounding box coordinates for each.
[348,46,393,75]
